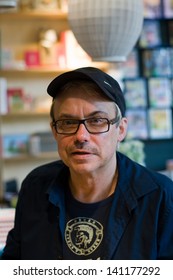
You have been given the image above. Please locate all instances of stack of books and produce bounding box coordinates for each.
[0,208,15,250]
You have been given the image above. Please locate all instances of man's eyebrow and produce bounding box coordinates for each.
[87,111,109,117]
[58,111,109,119]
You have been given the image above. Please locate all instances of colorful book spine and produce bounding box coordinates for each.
[0,78,8,115]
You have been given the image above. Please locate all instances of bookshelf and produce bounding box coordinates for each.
[0,4,69,200]
[0,7,109,202]
[122,0,173,171]
[1,0,173,203]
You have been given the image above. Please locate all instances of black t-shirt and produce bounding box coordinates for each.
[63,188,114,260]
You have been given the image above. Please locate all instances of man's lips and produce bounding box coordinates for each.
[71,150,92,155]
[68,146,98,157]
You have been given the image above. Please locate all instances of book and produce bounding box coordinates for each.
[0,48,14,69]
[148,78,172,107]
[169,48,173,75]
[148,108,173,139]
[142,48,172,77]
[29,132,57,155]
[124,78,147,108]
[126,109,148,139]
[0,78,8,114]
[138,20,161,48]
[1,134,29,158]
[0,208,15,249]
[7,88,24,113]
[168,21,173,45]
[122,50,139,78]
[143,0,162,18]
[172,79,173,106]
[142,50,154,77]
[163,0,173,18]
[25,50,40,67]
[152,48,172,76]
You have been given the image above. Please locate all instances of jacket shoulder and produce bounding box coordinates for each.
[117,152,173,196]
[25,160,64,178]
[21,160,65,192]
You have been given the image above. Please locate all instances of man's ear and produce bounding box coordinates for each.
[117,117,128,142]
[50,122,57,139]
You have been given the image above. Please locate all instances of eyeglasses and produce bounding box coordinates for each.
[52,116,121,135]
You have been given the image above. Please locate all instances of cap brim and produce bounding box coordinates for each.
[47,71,95,98]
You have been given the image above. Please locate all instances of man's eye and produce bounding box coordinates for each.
[88,118,105,124]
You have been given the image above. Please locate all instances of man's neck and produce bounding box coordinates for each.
[69,166,118,203]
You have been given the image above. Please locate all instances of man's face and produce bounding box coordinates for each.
[51,87,127,176]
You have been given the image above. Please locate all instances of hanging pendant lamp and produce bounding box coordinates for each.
[68,0,144,62]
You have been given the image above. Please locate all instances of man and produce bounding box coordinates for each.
[2,67,173,260]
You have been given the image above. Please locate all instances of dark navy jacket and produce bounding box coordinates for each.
[2,152,173,259]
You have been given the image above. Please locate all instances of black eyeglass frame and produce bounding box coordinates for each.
[52,116,121,135]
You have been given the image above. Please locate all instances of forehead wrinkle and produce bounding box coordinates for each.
[57,111,110,119]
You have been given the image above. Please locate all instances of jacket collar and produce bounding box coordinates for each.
[102,152,159,259]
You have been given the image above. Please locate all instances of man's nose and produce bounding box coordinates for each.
[75,123,90,142]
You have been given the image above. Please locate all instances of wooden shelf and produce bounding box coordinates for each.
[0,11,68,20]
[3,152,59,162]
[0,62,109,77]
[1,112,50,119]
[0,68,67,77]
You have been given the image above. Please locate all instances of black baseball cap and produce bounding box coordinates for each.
[47,67,126,116]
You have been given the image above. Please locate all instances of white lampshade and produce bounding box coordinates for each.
[68,0,144,62]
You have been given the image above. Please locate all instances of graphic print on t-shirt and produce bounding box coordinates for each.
[65,217,103,256]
